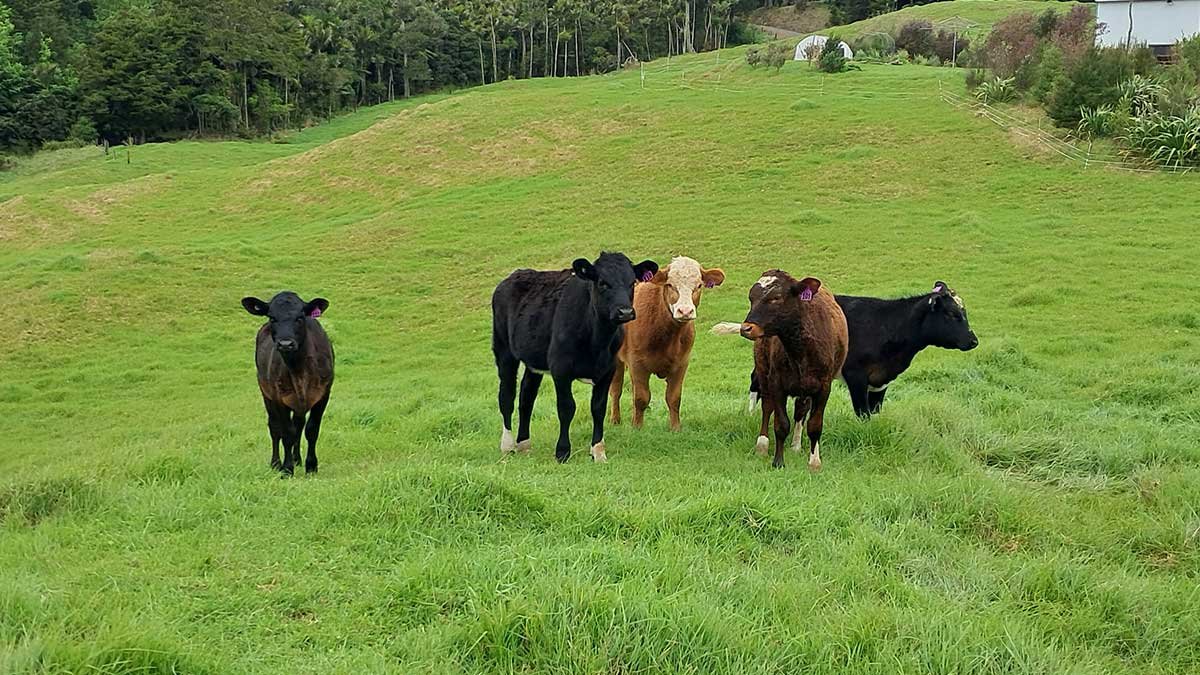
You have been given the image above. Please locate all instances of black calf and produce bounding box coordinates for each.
[749,281,977,419]
[242,292,334,476]
[492,252,658,463]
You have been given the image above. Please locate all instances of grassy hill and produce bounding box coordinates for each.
[2,49,1199,675]
[817,0,1086,41]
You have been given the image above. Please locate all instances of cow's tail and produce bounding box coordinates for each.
[708,322,759,413]
[709,322,742,336]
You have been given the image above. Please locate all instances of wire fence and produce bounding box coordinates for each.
[938,84,1193,175]
[602,49,1194,175]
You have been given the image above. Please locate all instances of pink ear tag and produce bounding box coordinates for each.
[799,288,814,301]
[309,308,322,318]
[932,283,946,294]
[640,271,654,282]
[705,281,715,289]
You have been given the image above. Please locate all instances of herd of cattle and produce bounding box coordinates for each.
[242,252,977,476]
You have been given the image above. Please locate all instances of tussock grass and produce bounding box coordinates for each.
[1,50,1198,673]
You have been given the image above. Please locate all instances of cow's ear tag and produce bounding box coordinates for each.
[799,288,814,302]
[309,308,322,318]
[931,282,946,294]
[640,270,655,282]
[705,281,716,289]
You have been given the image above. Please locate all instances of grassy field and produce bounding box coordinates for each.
[2,43,1200,675]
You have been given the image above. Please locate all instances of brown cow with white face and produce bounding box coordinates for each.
[741,270,848,470]
[609,256,725,431]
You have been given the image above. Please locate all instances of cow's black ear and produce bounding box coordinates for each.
[573,258,597,281]
[632,260,659,283]
[304,298,329,318]
[242,297,269,316]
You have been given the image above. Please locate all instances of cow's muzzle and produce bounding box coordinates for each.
[740,323,764,340]
[613,307,636,323]
[276,338,299,353]
[961,333,979,351]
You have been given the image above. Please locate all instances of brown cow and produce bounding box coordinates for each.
[740,270,848,470]
[609,256,725,431]
[242,291,334,477]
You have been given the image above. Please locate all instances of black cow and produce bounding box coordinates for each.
[242,292,334,476]
[749,281,978,418]
[492,252,658,463]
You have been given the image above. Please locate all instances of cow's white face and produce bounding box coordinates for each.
[651,256,724,322]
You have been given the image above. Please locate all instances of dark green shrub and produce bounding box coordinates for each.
[816,36,848,73]
[1154,66,1199,117]
[1047,47,1135,128]
[1178,35,1200,82]
[1033,9,1059,39]
[69,116,97,145]
[746,46,763,68]
[1029,44,1064,103]
[965,68,987,90]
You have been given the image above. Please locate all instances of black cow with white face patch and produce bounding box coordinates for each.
[492,252,659,463]
[242,291,334,476]
[747,280,978,418]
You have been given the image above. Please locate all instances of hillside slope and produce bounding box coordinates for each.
[817,0,1086,41]
[2,54,1199,674]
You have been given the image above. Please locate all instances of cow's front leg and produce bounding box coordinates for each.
[772,399,791,469]
[553,376,576,463]
[589,372,615,463]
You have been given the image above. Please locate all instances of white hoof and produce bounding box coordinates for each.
[591,442,608,463]
[808,442,822,472]
[516,439,532,453]
[754,435,769,457]
[500,428,516,454]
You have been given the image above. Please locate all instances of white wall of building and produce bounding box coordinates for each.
[1097,0,1200,47]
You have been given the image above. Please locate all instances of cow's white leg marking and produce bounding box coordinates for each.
[591,441,608,463]
[516,439,532,453]
[746,391,759,413]
[755,435,770,456]
[808,441,822,472]
[792,430,805,451]
[500,428,516,453]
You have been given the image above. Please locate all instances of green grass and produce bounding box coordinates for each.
[2,50,1200,674]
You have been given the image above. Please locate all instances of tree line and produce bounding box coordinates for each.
[2,0,769,151]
